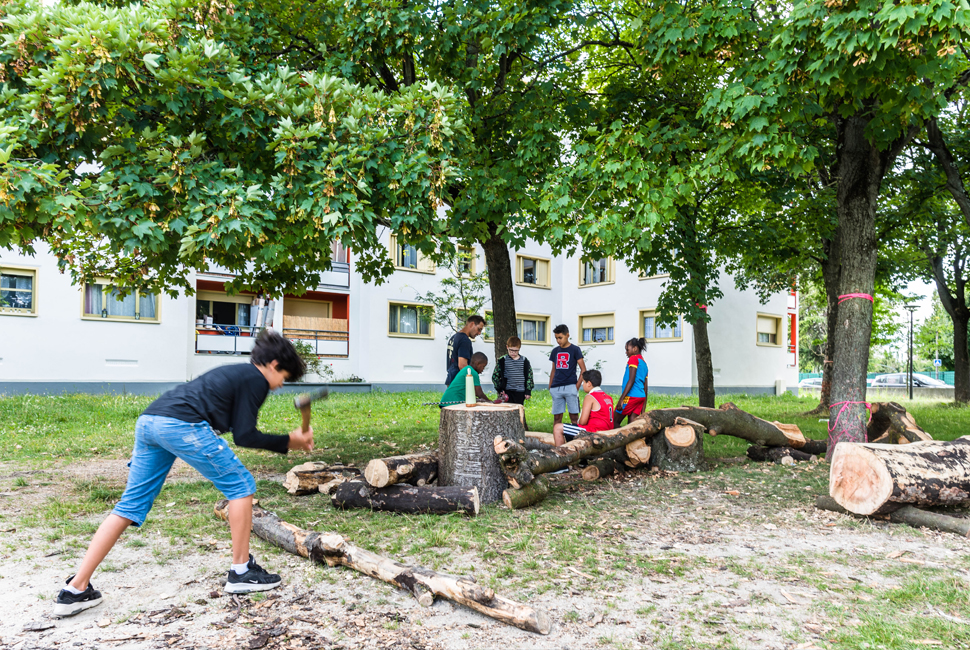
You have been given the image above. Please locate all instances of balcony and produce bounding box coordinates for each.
[195,324,349,357]
[318,261,350,289]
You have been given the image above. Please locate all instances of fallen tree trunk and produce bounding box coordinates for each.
[213,501,551,633]
[364,451,438,488]
[502,476,550,510]
[332,481,479,517]
[283,462,361,495]
[830,437,970,515]
[650,418,705,472]
[867,402,933,444]
[815,495,970,538]
[747,446,817,464]
[698,402,806,448]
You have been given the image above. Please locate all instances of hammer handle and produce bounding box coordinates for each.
[301,407,311,433]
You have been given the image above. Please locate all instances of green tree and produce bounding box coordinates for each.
[916,296,956,371]
[0,0,462,297]
[411,248,490,335]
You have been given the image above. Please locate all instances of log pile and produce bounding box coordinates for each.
[283,462,361,495]
[213,501,551,633]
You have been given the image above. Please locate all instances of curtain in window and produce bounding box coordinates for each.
[0,273,32,309]
[236,303,250,327]
[399,306,418,333]
[140,294,157,320]
[520,319,537,341]
[643,316,655,339]
[85,284,104,315]
[400,245,418,269]
[522,259,536,284]
[107,287,137,318]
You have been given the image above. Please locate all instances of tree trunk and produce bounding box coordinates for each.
[364,451,438,488]
[810,236,841,414]
[953,310,970,404]
[693,316,716,407]
[332,481,479,516]
[649,418,705,472]
[866,402,933,444]
[213,501,552,634]
[283,462,361,495]
[481,225,516,359]
[438,403,521,504]
[701,402,807,447]
[815,495,970,538]
[829,437,970,515]
[502,476,550,510]
[827,116,881,456]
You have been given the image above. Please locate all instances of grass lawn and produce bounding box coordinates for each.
[1,390,968,649]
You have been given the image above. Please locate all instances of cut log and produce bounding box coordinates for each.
[439,404,521,504]
[625,439,652,467]
[830,437,970,515]
[502,476,550,510]
[213,501,551,633]
[364,451,438,488]
[525,431,556,447]
[702,402,807,448]
[650,418,705,473]
[283,462,361,495]
[747,446,816,464]
[815,496,970,538]
[867,402,933,444]
[800,439,828,456]
[332,481,479,516]
[318,477,348,495]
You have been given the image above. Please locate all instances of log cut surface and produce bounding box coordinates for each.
[213,501,551,634]
[830,437,970,515]
[364,451,438,488]
[332,481,480,516]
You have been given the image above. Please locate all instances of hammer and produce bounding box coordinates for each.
[294,388,329,433]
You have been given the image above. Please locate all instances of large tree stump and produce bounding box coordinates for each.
[213,501,551,634]
[815,495,970,538]
[439,404,522,504]
[364,451,438,488]
[830,437,970,515]
[332,481,480,516]
[650,418,705,472]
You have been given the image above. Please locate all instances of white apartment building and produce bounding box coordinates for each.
[0,233,798,395]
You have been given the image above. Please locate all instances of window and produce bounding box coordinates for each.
[196,290,258,326]
[757,314,783,346]
[0,266,37,315]
[516,255,551,288]
[580,258,614,287]
[331,240,349,264]
[580,313,615,344]
[641,309,682,341]
[83,281,160,322]
[388,302,433,338]
[457,246,476,277]
[389,235,435,273]
[516,313,550,344]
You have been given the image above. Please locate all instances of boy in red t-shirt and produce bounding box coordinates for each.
[555,370,614,444]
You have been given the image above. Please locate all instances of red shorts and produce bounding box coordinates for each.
[617,397,646,416]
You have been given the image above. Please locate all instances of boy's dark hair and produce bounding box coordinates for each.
[626,337,647,353]
[470,351,489,366]
[466,314,486,326]
[553,324,569,335]
[252,329,306,381]
[582,369,603,387]
[506,336,522,348]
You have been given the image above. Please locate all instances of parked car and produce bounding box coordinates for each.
[798,377,824,388]
[871,373,948,387]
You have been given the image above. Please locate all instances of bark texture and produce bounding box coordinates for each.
[693,316,716,408]
[866,402,933,444]
[214,501,551,633]
[649,418,705,473]
[364,451,438,488]
[481,226,516,360]
[283,462,361,495]
[502,476,550,510]
[439,403,520,504]
[582,455,619,481]
[830,437,970,515]
[331,481,480,516]
[816,235,841,413]
[698,402,807,447]
[815,495,970,538]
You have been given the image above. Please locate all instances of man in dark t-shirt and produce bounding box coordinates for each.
[445,314,486,386]
[53,330,312,618]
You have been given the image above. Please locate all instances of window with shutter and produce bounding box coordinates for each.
[640,309,683,341]
[756,314,782,346]
[580,313,615,343]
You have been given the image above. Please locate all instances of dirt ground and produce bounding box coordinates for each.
[1,460,969,650]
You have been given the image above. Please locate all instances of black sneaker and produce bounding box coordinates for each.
[54,576,103,617]
[225,555,282,594]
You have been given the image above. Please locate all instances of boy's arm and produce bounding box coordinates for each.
[231,382,290,453]
[525,359,534,396]
[491,359,503,392]
[577,394,594,426]
[549,361,556,388]
[576,358,588,390]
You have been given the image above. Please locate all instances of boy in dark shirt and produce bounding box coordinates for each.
[548,324,586,438]
[53,330,312,617]
[445,315,486,386]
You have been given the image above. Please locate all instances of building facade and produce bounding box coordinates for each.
[0,233,798,395]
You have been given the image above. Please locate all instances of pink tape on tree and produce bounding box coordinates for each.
[837,293,874,305]
[828,400,872,434]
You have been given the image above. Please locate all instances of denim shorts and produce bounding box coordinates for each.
[111,414,257,526]
[550,384,579,415]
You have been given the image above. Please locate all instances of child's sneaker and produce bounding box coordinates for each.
[225,555,282,594]
[53,576,103,617]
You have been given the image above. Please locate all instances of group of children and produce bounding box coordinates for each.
[441,321,649,445]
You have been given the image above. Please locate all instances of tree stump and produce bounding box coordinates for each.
[650,418,705,472]
[439,404,523,504]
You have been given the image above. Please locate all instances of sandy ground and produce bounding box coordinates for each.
[1,461,968,650]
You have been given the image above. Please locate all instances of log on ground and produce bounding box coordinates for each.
[332,481,479,516]
[503,476,551,509]
[830,437,970,515]
[650,418,705,473]
[213,501,551,633]
[364,451,438,488]
[747,446,817,464]
[283,462,361,495]
[692,402,807,448]
[625,439,651,467]
[815,495,970,537]
[439,404,521,504]
[582,447,630,480]
[867,402,933,444]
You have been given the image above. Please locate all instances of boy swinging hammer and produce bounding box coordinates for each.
[54,330,314,617]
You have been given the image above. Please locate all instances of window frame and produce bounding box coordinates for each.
[578,312,616,345]
[578,257,615,288]
[387,300,435,339]
[81,279,161,324]
[388,234,436,274]
[457,246,477,278]
[515,254,552,289]
[756,312,784,348]
[640,308,684,342]
[483,310,551,345]
[0,264,38,316]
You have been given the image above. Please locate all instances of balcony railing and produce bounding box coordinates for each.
[195,324,349,357]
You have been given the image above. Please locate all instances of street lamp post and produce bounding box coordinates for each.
[905,305,917,400]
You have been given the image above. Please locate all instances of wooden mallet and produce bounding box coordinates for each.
[294,388,329,433]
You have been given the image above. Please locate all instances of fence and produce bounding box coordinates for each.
[798,371,955,386]
[195,324,349,357]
